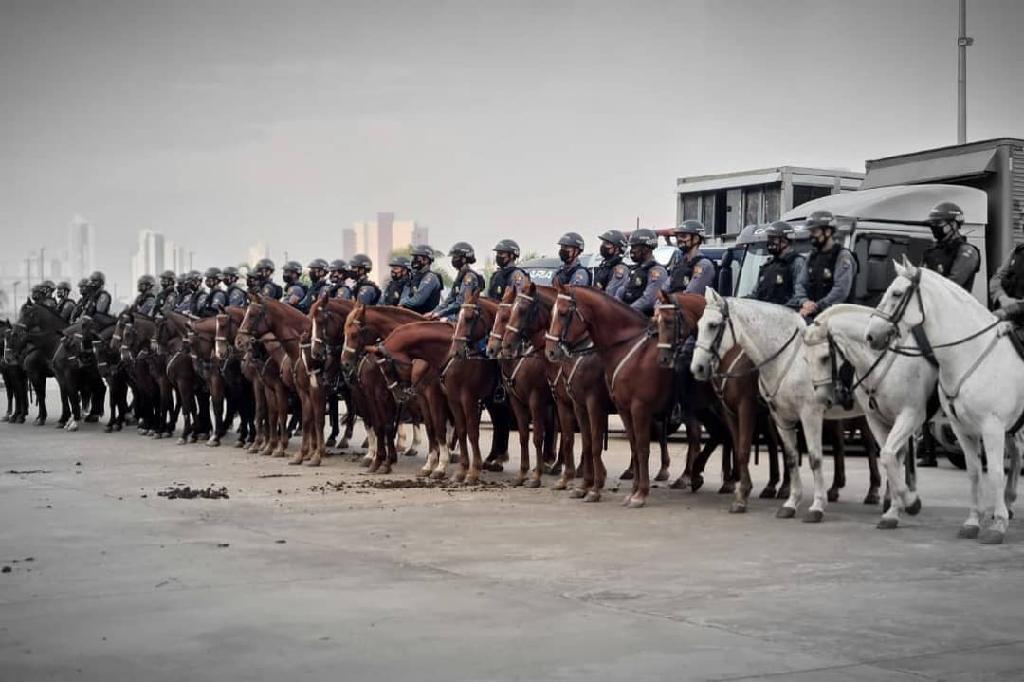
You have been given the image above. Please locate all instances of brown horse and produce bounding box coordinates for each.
[156,311,210,444]
[546,283,710,508]
[365,321,455,479]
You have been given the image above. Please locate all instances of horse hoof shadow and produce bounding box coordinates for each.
[876,517,899,530]
[957,524,980,539]
[978,529,1005,544]
[775,506,796,519]
[802,510,824,524]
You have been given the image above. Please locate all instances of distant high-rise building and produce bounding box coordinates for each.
[341,228,356,260]
[247,241,269,268]
[411,225,430,248]
[66,215,95,283]
[50,258,62,280]
[130,230,166,285]
[352,213,427,276]
[165,240,188,273]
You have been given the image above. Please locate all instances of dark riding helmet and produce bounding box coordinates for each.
[88,271,106,287]
[804,210,837,230]
[557,232,585,250]
[159,269,176,286]
[492,238,521,258]
[927,201,964,226]
[56,280,71,293]
[137,274,156,292]
[764,221,794,240]
[388,255,410,269]
[328,259,348,273]
[448,241,476,264]
[282,260,302,275]
[598,229,628,249]
[78,277,90,292]
[307,258,329,271]
[176,272,189,285]
[628,228,659,249]
[221,266,239,279]
[674,220,705,237]
[41,280,56,292]
[349,253,373,272]
[255,257,275,273]
[203,267,221,279]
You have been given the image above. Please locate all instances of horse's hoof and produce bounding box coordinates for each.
[905,497,922,516]
[545,462,562,476]
[729,502,747,514]
[569,488,587,499]
[619,468,634,481]
[957,525,980,539]
[401,449,419,458]
[55,422,66,430]
[359,456,372,468]
[206,438,220,448]
[776,506,796,519]
[621,494,633,507]
[583,491,601,503]
[718,482,735,495]
[669,475,687,490]
[176,438,187,445]
[273,450,287,458]
[305,458,322,468]
[464,473,479,486]
[113,423,122,432]
[759,486,777,499]
[552,478,569,491]
[524,477,542,489]
[66,422,79,433]
[430,469,446,481]
[325,436,337,448]
[827,489,840,503]
[452,470,466,483]
[863,492,880,506]
[34,418,45,426]
[338,439,351,451]
[690,475,704,493]
[103,426,114,434]
[654,468,670,482]
[234,440,245,448]
[288,455,304,465]
[802,510,824,524]
[368,461,381,473]
[877,517,899,530]
[627,496,647,509]
[978,529,1006,545]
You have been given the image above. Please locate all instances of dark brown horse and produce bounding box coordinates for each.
[1,320,29,423]
[9,301,69,426]
[212,307,257,448]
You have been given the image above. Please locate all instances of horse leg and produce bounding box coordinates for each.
[728,403,753,513]
[977,425,1010,544]
[670,414,704,491]
[774,422,803,518]
[651,421,670,482]
[827,420,845,503]
[509,396,531,486]
[206,374,225,446]
[860,417,881,505]
[626,405,652,508]
[341,396,356,450]
[524,391,548,488]
[417,395,440,476]
[449,394,470,483]
[800,414,828,523]
[289,389,312,465]
[570,399,593,498]
[582,402,608,503]
[306,386,326,467]
[552,398,576,489]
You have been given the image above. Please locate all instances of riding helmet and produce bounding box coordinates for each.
[492,239,521,258]
[409,244,435,261]
[221,266,239,278]
[804,210,837,230]
[557,232,585,250]
[88,271,106,287]
[388,255,411,269]
[927,201,964,226]
[203,267,221,279]
[764,221,794,240]
[448,242,476,263]
[56,281,71,293]
[282,260,302,274]
[628,228,659,248]
[255,258,275,273]
[138,274,156,290]
[674,220,705,237]
[328,259,348,272]
[350,254,373,271]
[598,229,628,249]
[307,258,329,271]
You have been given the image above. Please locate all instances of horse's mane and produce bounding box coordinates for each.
[261,295,310,325]
[573,285,648,325]
[380,321,453,352]
[364,305,422,324]
[666,291,706,330]
[917,265,984,310]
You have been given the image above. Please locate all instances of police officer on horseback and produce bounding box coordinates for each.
[199,267,227,317]
[131,275,157,315]
[281,260,307,308]
[221,266,248,307]
[486,239,528,300]
[922,202,980,291]
[298,258,330,311]
[553,232,592,286]
[83,271,113,323]
[54,281,75,320]
[254,258,283,300]
[594,229,629,298]
[430,242,484,320]
[69,278,92,321]
[668,221,716,295]
[750,222,807,305]
[35,280,58,309]
[328,259,353,300]
[991,242,1024,324]
[174,273,194,313]
[616,229,668,315]
[383,256,410,306]
[153,270,177,314]
[400,245,443,314]
[350,254,382,305]
[791,210,856,319]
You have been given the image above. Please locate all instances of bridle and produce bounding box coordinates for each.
[500,293,543,359]
[372,343,419,404]
[654,302,687,366]
[452,302,488,360]
[544,290,596,357]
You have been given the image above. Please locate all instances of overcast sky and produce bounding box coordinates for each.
[1,0,1022,292]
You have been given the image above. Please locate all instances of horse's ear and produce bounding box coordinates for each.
[466,287,479,303]
[705,288,723,306]
[893,257,908,278]
[554,279,565,294]
[364,344,379,355]
[657,289,670,304]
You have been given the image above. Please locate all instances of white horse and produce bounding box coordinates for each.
[803,304,932,529]
[865,258,1024,544]
[691,291,860,522]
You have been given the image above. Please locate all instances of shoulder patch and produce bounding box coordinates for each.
[650,268,663,281]
[614,264,628,277]
[511,271,526,285]
[462,273,476,285]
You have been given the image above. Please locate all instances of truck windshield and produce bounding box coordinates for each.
[734,244,769,298]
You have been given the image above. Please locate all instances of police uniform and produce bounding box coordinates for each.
[791,244,857,313]
[225,284,248,308]
[202,287,227,317]
[56,298,76,321]
[299,277,329,312]
[282,281,307,309]
[261,280,284,300]
[991,243,1024,322]
[400,269,443,314]
[923,237,981,292]
[668,250,716,295]
[382,277,407,306]
[751,251,806,305]
[618,259,668,315]
[594,255,629,299]
[485,265,528,301]
[553,259,591,286]
[86,289,112,316]
[354,277,382,305]
[189,289,208,317]
[331,283,354,300]
[154,287,177,315]
[131,291,157,316]
[434,267,485,319]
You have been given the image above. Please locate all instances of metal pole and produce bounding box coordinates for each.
[957,0,972,144]
[25,258,31,290]
[39,247,45,281]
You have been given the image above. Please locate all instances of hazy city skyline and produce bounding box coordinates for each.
[2,0,1022,294]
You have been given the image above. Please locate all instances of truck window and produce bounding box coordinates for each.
[852,233,932,306]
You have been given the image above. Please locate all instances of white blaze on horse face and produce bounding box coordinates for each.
[691,305,728,381]
[865,273,915,350]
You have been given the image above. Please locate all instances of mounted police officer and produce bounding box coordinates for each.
[82,271,113,324]
[486,239,528,301]
[153,270,177,315]
[297,258,330,311]
[184,270,206,317]
[668,221,716,295]
[383,256,410,306]
[37,280,58,309]
[281,260,307,308]
[991,242,1024,325]
[399,245,443,314]
[617,228,668,315]
[54,281,75,320]
[221,266,248,307]
[553,232,592,286]
[430,242,484,321]
[349,253,382,305]
[594,229,629,298]
[30,284,48,306]
[245,270,262,296]
[254,258,283,300]
[791,210,856,320]
[174,273,195,313]
[131,275,157,315]
[327,260,353,300]
[749,222,807,305]
[69,278,92,322]
[922,201,980,291]
[199,267,227,317]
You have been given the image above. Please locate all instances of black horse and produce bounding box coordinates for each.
[1,320,30,423]
[9,301,70,426]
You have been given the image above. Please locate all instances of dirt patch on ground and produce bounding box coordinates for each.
[5,469,51,475]
[157,485,230,500]
[312,478,509,494]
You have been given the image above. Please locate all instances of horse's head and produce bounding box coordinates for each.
[865,255,922,351]
[802,320,838,408]
[654,290,684,369]
[236,300,268,351]
[502,282,548,360]
[214,311,236,360]
[691,288,735,381]
[341,302,368,369]
[449,288,488,360]
[545,283,592,362]
[486,286,516,359]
